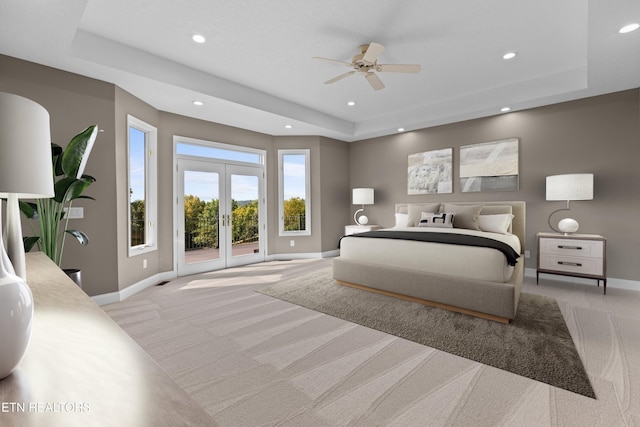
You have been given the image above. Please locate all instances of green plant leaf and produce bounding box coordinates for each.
[19,201,37,219]
[54,176,95,203]
[23,236,41,252]
[62,125,98,179]
[51,143,64,176]
[66,229,89,246]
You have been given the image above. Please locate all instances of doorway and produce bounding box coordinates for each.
[177,158,265,276]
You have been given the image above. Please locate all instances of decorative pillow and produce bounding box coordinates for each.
[442,204,482,230]
[479,214,514,235]
[407,203,441,226]
[394,213,410,228]
[418,212,455,228]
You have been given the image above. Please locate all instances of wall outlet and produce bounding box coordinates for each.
[143,259,148,269]
[63,207,84,219]
[524,250,530,259]
[290,240,295,247]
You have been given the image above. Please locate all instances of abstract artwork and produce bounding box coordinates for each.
[408,148,453,195]
[459,138,519,192]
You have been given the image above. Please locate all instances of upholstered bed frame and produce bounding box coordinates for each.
[333,201,526,323]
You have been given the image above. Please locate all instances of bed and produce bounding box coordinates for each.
[333,201,526,323]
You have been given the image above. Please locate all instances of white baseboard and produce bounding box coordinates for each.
[92,270,177,306]
[524,267,639,292]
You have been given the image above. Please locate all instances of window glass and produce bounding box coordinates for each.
[128,115,157,255]
[279,150,310,235]
[177,142,261,164]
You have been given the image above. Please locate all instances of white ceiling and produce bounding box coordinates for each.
[1,0,639,142]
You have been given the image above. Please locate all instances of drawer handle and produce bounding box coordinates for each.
[557,245,583,250]
[558,261,582,267]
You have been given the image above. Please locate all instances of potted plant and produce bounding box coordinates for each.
[20,125,99,286]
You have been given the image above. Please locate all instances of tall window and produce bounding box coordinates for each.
[128,115,157,255]
[278,149,310,236]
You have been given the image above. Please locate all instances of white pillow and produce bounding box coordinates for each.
[478,214,514,235]
[418,212,455,228]
[394,213,410,227]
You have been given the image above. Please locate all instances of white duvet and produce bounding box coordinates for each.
[339,227,522,283]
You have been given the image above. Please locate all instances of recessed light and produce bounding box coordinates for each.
[503,52,517,60]
[619,23,639,34]
[284,124,293,129]
[191,34,206,43]
[397,127,405,132]
[192,100,204,106]
[501,107,511,112]
[347,101,356,107]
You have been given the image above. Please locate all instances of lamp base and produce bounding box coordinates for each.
[356,215,369,225]
[558,218,579,234]
[0,250,34,379]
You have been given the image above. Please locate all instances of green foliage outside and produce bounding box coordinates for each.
[131,195,306,251]
[284,197,306,231]
[130,199,145,247]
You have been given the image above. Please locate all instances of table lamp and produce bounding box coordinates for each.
[0,92,54,379]
[352,188,374,225]
[546,173,593,234]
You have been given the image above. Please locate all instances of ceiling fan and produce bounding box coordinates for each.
[313,42,421,91]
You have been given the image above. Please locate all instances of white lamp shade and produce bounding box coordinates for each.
[352,188,374,205]
[0,92,54,198]
[546,174,593,201]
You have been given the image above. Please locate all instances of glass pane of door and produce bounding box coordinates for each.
[183,170,221,265]
[178,159,227,276]
[230,173,260,258]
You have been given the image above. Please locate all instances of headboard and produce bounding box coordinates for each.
[395,201,526,252]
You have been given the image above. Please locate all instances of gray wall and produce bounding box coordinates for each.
[1,54,119,296]
[349,90,640,281]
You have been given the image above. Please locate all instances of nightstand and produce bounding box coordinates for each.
[536,232,607,294]
[344,224,382,235]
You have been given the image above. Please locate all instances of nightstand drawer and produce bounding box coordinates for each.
[539,255,604,276]
[539,238,603,259]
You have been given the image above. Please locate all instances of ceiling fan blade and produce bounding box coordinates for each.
[376,64,422,74]
[365,72,385,90]
[312,56,353,67]
[362,42,385,63]
[324,71,356,84]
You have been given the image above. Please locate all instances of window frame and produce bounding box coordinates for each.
[278,149,311,236]
[127,115,158,256]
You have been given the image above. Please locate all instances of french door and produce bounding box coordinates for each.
[177,159,264,276]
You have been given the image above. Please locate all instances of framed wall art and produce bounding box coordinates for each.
[408,148,453,195]
[459,138,519,192]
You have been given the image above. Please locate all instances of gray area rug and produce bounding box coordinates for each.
[257,267,595,399]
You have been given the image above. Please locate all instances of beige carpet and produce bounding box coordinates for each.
[103,259,640,426]
[256,267,595,398]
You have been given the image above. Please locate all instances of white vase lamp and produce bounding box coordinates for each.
[546,174,594,234]
[0,92,54,379]
[0,245,34,379]
[352,188,374,226]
